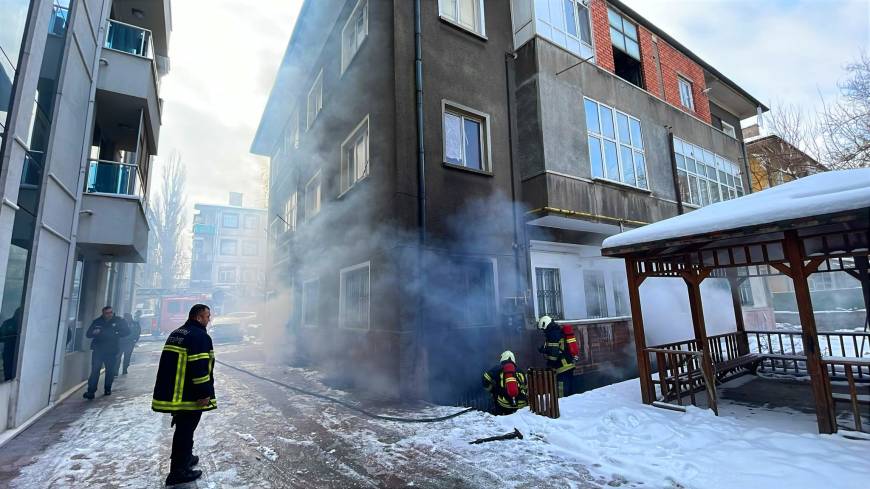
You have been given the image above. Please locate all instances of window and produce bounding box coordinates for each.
[583,270,608,319]
[340,263,370,330]
[306,70,323,129]
[678,76,695,111]
[535,0,594,58]
[809,273,834,292]
[283,192,297,232]
[535,268,563,320]
[241,241,258,257]
[243,214,259,230]
[443,103,490,172]
[218,266,236,283]
[608,8,643,88]
[739,280,754,306]
[673,136,744,207]
[305,171,321,220]
[220,239,238,256]
[288,110,300,149]
[341,117,369,193]
[455,260,497,327]
[611,271,631,317]
[341,0,368,73]
[439,0,485,36]
[222,213,239,228]
[302,279,320,327]
[720,121,737,138]
[585,98,647,188]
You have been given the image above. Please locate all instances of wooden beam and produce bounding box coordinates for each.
[626,259,654,405]
[683,273,719,415]
[783,230,837,434]
[770,262,792,278]
[804,257,826,276]
[727,271,750,356]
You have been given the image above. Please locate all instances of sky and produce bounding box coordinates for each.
[154,0,869,227]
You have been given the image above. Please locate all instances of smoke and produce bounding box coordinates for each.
[640,277,738,347]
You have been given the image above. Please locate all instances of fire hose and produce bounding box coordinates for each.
[215,359,475,423]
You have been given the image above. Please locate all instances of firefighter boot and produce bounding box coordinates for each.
[188,455,199,467]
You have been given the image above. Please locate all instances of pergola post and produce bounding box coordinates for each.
[783,231,837,434]
[683,272,718,415]
[726,271,750,356]
[855,256,869,332]
[625,258,654,405]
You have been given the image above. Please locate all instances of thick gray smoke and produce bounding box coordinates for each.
[640,277,738,347]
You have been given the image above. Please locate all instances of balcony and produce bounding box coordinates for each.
[97,20,161,150]
[76,160,149,263]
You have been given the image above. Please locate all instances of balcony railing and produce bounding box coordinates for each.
[85,159,142,197]
[105,19,154,59]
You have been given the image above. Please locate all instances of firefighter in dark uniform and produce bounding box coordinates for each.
[83,306,129,399]
[152,304,217,486]
[537,315,577,398]
[482,351,528,415]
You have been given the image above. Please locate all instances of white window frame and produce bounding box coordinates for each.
[218,266,237,283]
[673,136,744,208]
[584,97,648,189]
[301,279,320,328]
[438,0,486,37]
[678,76,695,111]
[219,239,238,256]
[341,0,369,74]
[222,212,239,229]
[307,69,323,130]
[340,115,370,195]
[720,121,737,139]
[289,110,300,149]
[339,262,371,331]
[283,191,297,232]
[305,170,322,221]
[441,100,492,173]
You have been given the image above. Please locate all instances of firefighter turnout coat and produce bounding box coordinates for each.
[152,320,217,413]
[482,363,529,410]
[540,323,576,374]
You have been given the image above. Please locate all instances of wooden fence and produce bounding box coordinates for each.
[527,368,560,418]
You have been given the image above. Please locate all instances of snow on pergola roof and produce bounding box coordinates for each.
[602,169,870,254]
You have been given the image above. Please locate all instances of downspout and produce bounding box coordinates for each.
[667,129,685,215]
[410,0,427,400]
[49,0,111,402]
[414,0,426,243]
[504,52,529,328]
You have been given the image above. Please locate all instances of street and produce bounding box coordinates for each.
[0,340,605,489]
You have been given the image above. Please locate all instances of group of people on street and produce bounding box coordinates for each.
[482,315,580,415]
[83,306,142,399]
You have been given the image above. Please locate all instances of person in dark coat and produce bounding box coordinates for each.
[0,308,22,381]
[152,304,216,486]
[116,312,141,375]
[83,306,129,399]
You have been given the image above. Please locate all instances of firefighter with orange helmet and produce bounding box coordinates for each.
[537,315,579,397]
[482,351,528,415]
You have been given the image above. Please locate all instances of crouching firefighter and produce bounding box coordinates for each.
[537,315,580,398]
[152,304,217,486]
[483,351,529,415]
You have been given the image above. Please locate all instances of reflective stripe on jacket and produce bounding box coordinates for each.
[152,320,217,413]
[482,364,529,410]
[541,324,575,374]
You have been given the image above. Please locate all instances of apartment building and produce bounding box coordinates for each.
[0,0,170,438]
[190,193,267,313]
[251,0,766,401]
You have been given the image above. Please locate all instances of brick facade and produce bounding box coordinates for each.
[588,0,712,124]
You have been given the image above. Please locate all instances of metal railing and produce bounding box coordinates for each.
[85,159,141,197]
[105,19,154,59]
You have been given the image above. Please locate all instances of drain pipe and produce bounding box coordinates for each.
[414,0,426,242]
[667,129,685,215]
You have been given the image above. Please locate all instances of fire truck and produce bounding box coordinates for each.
[146,293,210,336]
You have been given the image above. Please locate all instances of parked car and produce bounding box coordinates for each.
[208,312,258,343]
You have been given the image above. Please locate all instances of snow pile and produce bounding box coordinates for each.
[482,379,870,489]
[603,168,870,251]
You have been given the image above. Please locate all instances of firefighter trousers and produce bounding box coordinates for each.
[170,411,202,472]
[556,370,576,398]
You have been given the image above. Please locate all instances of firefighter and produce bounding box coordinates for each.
[537,315,579,398]
[152,304,217,486]
[482,350,528,415]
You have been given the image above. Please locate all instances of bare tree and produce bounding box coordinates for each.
[820,51,870,169]
[749,102,824,188]
[149,152,189,290]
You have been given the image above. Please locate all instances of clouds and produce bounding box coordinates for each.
[621,0,870,120]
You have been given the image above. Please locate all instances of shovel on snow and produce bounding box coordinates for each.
[469,428,523,445]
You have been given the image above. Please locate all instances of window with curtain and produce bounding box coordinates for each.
[439,0,485,36]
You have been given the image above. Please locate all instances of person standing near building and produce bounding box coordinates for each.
[152,304,217,486]
[537,315,579,398]
[482,351,528,415]
[116,312,141,375]
[83,306,130,399]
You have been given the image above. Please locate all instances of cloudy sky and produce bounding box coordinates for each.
[156,0,869,222]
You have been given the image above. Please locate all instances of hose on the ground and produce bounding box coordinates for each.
[215,359,476,423]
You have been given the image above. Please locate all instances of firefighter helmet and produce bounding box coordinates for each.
[500,350,516,364]
[537,315,553,330]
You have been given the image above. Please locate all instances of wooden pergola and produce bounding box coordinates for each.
[602,171,870,434]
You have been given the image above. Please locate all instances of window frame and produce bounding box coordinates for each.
[219,239,238,256]
[720,121,737,139]
[678,76,695,111]
[438,0,487,38]
[221,212,239,229]
[283,191,298,232]
[453,257,499,329]
[607,7,640,60]
[301,278,320,328]
[339,261,371,331]
[341,0,369,74]
[535,267,564,320]
[217,266,237,284]
[243,214,259,230]
[339,115,370,195]
[673,136,745,207]
[441,100,492,174]
[583,269,609,319]
[584,97,648,190]
[305,170,322,221]
[306,69,323,130]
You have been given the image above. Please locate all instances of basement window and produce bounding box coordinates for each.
[340,262,371,330]
[608,8,644,88]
